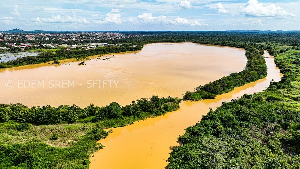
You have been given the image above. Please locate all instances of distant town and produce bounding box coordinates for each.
[1,28,299,54]
[0,28,142,53]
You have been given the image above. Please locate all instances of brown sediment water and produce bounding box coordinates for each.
[89,51,281,169]
[0,43,247,107]
[0,43,280,168]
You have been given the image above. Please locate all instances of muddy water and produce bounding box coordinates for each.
[89,51,281,169]
[0,43,246,107]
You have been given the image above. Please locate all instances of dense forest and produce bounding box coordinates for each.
[0,96,181,168]
[167,34,300,168]
[0,31,300,168]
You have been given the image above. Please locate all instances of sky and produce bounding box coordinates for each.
[0,0,299,31]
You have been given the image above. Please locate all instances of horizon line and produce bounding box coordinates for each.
[1,29,300,33]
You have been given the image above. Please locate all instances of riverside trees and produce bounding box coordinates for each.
[1,31,300,168]
[0,96,181,168]
[183,45,267,100]
[167,33,300,168]
[0,44,143,68]
[0,96,181,125]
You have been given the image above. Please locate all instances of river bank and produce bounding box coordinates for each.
[89,52,281,169]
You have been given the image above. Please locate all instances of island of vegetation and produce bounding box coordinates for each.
[0,31,299,168]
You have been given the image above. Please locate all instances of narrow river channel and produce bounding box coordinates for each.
[89,51,281,169]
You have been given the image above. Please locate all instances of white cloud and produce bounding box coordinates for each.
[209,3,228,13]
[216,3,228,13]
[172,17,203,26]
[137,13,153,21]
[156,0,218,4]
[102,13,122,24]
[0,0,298,31]
[92,14,99,17]
[43,7,85,14]
[174,17,189,24]
[137,13,167,24]
[179,1,192,9]
[94,8,123,24]
[243,0,294,18]
[64,0,139,5]
[111,9,120,13]
[10,5,21,17]
[2,17,14,25]
[136,13,203,26]
[35,15,89,23]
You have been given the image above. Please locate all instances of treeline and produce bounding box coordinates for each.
[2,31,300,69]
[113,31,300,47]
[0,43,143,68]
[167,47,300,167]
[168,94,300,168]
[0,96,181,125]
[0,96,181,168]
[183,45,267,100]
[1,32,300,168]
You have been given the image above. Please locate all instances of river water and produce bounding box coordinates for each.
[89,51,281,169]
[0,43,280,169]
[0,43,246,107]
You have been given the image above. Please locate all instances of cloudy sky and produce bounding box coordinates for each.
[0,0,299,31]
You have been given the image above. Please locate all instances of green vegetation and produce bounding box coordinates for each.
[184,45,267,100]
[1,31,300,168]
[0,96,181,168]
[0,124,105,169]
[0,44,142,68]
[167,44,300,168]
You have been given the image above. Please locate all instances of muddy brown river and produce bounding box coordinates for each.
[0,43,281,169]
[89,51,281,169]
[0,43,246,107]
